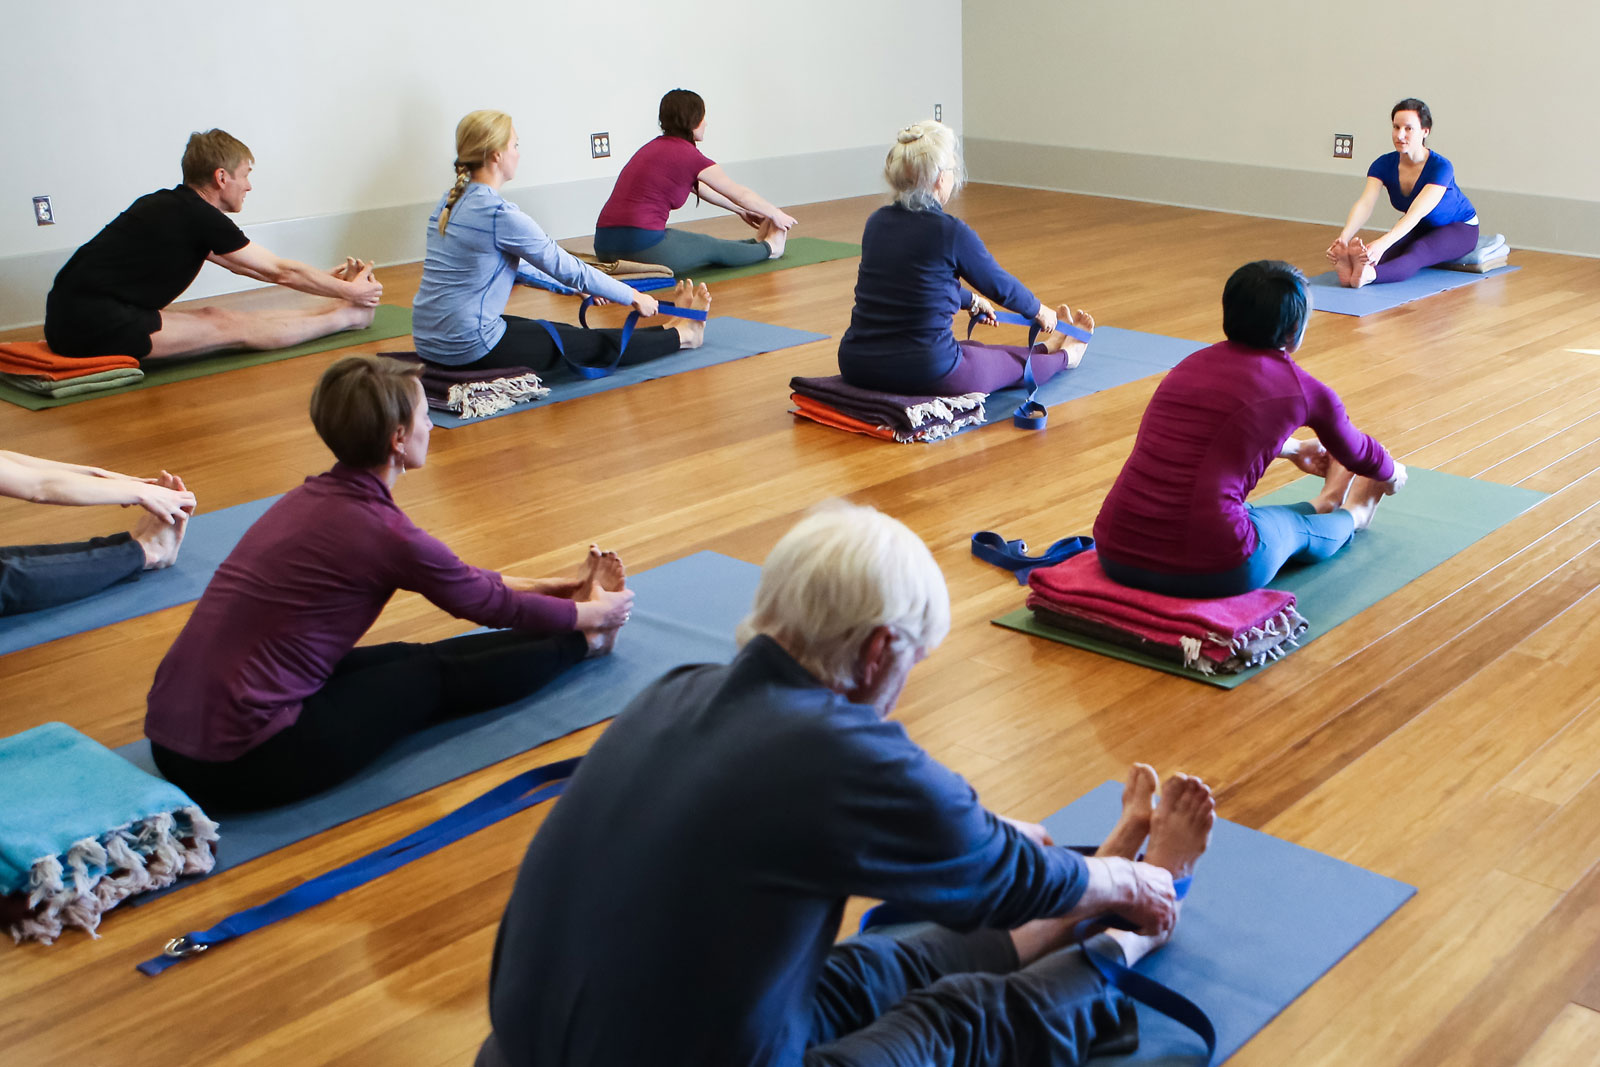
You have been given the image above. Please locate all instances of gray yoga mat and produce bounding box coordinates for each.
[118,550,760,882]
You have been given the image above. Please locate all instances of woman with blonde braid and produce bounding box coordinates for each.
[412,110,710,373]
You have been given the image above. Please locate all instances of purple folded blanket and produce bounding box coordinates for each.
[789,375,987,436]
[381,352,550,419]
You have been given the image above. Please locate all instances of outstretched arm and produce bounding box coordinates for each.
[0,454,193,520]
[696,165,797,231]
[1365,184,1448,262]
[1335,177,1386,245]
[210,243,383,306]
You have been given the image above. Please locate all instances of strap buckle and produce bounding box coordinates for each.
[163,936,209,958]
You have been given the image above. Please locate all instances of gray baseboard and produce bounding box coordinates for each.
[0,144,886,332]
[966,138,1600,259]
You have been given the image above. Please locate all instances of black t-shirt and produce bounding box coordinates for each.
[50,185,250,310]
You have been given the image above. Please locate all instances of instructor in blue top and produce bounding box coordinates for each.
[837,120,1094,397]
[1328,98,1479,288]
[477,502,1217,1067]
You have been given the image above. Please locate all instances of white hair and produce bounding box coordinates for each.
[737,501,951,688]
[884,119,963,211]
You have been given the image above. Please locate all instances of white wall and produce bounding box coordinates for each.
[0,0,961,326]
[962,0,1600,251]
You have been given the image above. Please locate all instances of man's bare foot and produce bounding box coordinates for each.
[1342,475,1387,530]
[1349,240,1377,288]
[665,281,712,349]
[1143,774,1215,885]
[1038,304,1094,368]
[1312,458,1356,513]
[1099,763,1159,860]
[1332,239,1354,287]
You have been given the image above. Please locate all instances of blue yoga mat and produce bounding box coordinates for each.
[963,326,1205,435]
[0,495,280,658]
[432,318,828,428]
[1306,266,1518,317]
[1045,782,1414,1063]
[118,549,760,881]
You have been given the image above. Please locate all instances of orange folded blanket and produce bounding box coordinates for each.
[0,342,139,380]
[790,395,899,442]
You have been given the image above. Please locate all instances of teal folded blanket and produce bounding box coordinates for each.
[0,722,217,944]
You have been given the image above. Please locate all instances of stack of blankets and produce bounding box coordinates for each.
[517,256,673,295]
[1026,549,1309,674]
[383,353,549,420]
[1441,232,1510,274]
[0,342,143,400]
[789,375,987,443]
[1,722,218,944]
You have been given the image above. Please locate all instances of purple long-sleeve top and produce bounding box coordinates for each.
[145,465,578,761]
[1094,341,1394,574]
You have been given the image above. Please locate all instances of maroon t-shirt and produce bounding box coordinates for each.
[1094,341,1394,574]
[596,136,715,231]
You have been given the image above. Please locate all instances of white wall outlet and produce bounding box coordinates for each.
[591,133,611,159]
[934,104,942,122]
[33,195,54,225]
[1333,134,1353,159]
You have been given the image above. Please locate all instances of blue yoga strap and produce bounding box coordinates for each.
[537,301,710,381]
[964,310,1092,430]
[136,755,582,976]
[970,531,1093,584]
[515,267,677,298]
[965,308,1093,348]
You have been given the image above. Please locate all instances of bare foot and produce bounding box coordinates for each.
[764,226,787,259]
[1039,304,1094,368]
[665,281,712,349]
[1332,239,1353,287]
[1143,774,1215,885]
[1349,239,1377,288]
[1342,475,1387,530]
[1098,764,1159,860]
[579,551,629,656]
[1311,457,1356,514]
[572,544,602,597]
[132,510,184,570]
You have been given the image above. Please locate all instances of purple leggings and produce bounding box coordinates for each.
[924,340,1072,395]
[1373,221,1479,283]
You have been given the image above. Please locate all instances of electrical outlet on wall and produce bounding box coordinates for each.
[934,104,942,122]
[1333,134,1353,159]
[591,133,610,159]
[33,195,53,225]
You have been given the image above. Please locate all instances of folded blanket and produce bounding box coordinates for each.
[789,375,988,437]
[1026,549,1309,674]
[0,722,218,944]
[381,352,550,420]
[574,254,674,280]
[791,394,977,443]
[1441,232,1508,269]
[0,367,145,397]
[0,341,140,380]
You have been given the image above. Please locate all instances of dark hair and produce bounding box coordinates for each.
[1222,261,1308,350]
[309,356,423,467]
[658,89,705,142]
[1391,97,1432,131]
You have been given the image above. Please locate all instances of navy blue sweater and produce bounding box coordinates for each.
[479,636,1090,1067]
[837,202,1042,393]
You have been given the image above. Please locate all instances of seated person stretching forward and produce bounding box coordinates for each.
[0,452,193,616]
[837,119,1092,397]
[1095,260,1406,599]
[45,129,382,361]
[592,89,798,272]
[1328,98,1479,288]
[412,109,710,373]
[477,502,1216,1067]
[143,356,634,811]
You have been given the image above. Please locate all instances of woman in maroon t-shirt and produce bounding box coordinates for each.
[594,89,798,273]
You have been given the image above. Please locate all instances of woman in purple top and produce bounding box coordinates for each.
[593,89,798,273]
[144,356,636,810]
[1328,98,1479,287]
[837,119,1092,396]
[1094,261,1408,599]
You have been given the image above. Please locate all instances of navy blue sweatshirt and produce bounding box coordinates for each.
[479,636,1090,1067]
[837,202,1043,393]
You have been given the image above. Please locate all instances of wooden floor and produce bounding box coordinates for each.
[3,184,1600,1067]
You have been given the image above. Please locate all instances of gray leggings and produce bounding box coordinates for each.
[594,227,771,274]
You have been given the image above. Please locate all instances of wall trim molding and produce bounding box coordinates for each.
[966,138,1600,261]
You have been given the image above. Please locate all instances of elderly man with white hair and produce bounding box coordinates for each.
[476,502,1214,1067]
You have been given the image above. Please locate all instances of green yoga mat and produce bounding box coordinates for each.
[994,468,1549,688]
[666,237,860,283]
[0,304,413,411]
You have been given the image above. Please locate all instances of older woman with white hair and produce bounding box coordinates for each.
[837,119,1094,396]
[476,502,1208,1067]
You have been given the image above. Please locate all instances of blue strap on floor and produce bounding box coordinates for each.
[971,531,1093,583]
[537,301,710,380]
[136,755,582,976]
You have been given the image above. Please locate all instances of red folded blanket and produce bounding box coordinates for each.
[1026,549,1308,674]
[0,342,139,380]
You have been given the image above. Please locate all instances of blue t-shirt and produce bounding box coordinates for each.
[1366,151,1476,228]
[838,202,1042,393]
